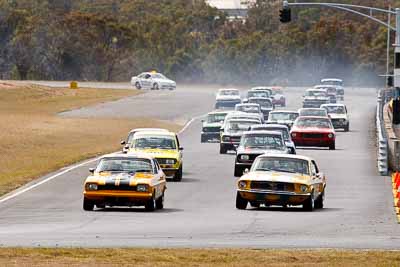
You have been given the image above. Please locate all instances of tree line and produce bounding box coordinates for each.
[0,0,398,85]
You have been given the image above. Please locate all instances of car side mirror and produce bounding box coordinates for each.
[220,128,224,132]
[120,140,126,145]
[179,147,184,151]
[244,168,249,174]
[89,168,95,174]
[201,119,205,122]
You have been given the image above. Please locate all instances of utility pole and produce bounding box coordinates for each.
[282,1,399,87]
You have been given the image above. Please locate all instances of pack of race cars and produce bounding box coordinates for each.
[82,79,346,212]
[202,79,347,211]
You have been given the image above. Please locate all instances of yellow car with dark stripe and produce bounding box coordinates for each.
[83,153,166,211]
[236,154,326,211]
[127,131,183,181]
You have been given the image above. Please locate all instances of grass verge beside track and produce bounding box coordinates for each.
[0,83,180,196]
[0,248,399,266]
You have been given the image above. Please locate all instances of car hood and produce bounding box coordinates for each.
[291,126,333,133]
[217,95,241,101]
[237,147,287,155]
[304,96,329,100]
[85,172,154,185]
[129,148,179,159]
[240,171,311,184]
[268,119,294,125]
[329,114,347,120]
[203,122,223,128]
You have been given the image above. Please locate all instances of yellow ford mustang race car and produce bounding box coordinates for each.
[236,154,326,211]
[83,153,166,211]
[127,131,183,181]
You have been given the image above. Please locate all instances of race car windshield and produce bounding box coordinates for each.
[133,136,177,150]
[249,99,272,108]
[269,112,298,121]
[236,105,260,113]
[220,90,239,96]
[262,128,289,140]
[207,114,226,123]
[306,91,326,97]
[300,109,327,117]
[96,158,153,173]
[252,157,309,175]
[296,118,332,128]
[228,121,255,133]
[248,91,269,98]
[241,135,284,150]
[323,106,345,114]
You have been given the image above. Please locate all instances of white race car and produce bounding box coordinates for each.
[131,72,176,90]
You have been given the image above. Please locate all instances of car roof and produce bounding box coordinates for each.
[299,108,325,111]
[257,154,313,162]
[321,78,343,82]
[244,130,283,136]
[252,124,289,130]
[297,116,330,120]
[306,88,326,92]
[208,110,230,115]
[314,85,336,88]
[134,131,176,137]
[101,152,155,161]
[320,103,346,107]
[229,118,260,123]
[251,87,273,90]
[129,128,169,134]
[236,103,260,107]
[269,110,299,114]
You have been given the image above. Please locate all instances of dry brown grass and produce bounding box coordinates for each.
[0,248,399,267]
[0,83,180,195]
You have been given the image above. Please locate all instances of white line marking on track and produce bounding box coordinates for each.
[0,113,206,204]
[0,157,100,204]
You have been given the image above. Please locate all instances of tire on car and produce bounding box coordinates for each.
[173,165,183,182]
[236,192,248,210]
[83,197,94,211]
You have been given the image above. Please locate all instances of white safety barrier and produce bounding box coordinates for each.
[377,90,389,176]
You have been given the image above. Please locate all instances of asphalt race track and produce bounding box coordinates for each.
[0,84,399,249]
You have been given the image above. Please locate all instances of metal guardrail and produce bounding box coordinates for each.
[377,90,389,176]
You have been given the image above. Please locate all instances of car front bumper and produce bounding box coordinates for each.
[292,137,334,147]
[201,132,220,141]
[330,119,348,129]
[84,191,153,205]
[238,189,310,205]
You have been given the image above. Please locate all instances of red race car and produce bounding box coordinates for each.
[290,116,336,150]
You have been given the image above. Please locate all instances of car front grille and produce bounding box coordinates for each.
[97,184,137,191]
[203,127,221,133]
[156,158,177,164]
[250,181,295,192]
[302,133,324,139]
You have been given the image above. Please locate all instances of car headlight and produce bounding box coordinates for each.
[137,184,149,192]
[85,183,98,191]
[223,136,230,141]
[328,133,334,138]
[300,185,308,192]
[291,132,297,138]
[238,181,247,189]
[240,155,250,160]
[165,159,175,164]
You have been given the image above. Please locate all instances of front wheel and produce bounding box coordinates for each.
[344,124,349,132]
[236,192,248,210]
[329,143,335,150]
[156,193,164,209]
[83,198,94,211]
[201,135,207,143]
[153,83,159,90]
[135,82,142,90]
[234,165,243,177]
[314,190,324,209]
[303,194,314,212]
[220,145,227,154]
[145,195,156,212]
[173,165,183,182]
